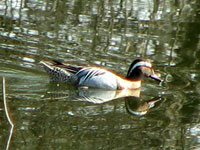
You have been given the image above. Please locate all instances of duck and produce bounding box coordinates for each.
[40,58,161,90]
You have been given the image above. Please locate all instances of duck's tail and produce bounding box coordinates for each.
[40,61,55,73]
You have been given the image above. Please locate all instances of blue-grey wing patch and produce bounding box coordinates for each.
[75,67,106,83]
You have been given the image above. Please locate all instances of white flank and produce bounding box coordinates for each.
[128,61,152,76]
[79,68,117,89]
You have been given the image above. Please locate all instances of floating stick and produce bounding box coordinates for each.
[2,77,15,150]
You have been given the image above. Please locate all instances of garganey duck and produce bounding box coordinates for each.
[40,59,161,90]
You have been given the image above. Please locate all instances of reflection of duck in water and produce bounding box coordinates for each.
[70,88,162,116]
[43,85,162,116]
[75,88,141,104]
[40,59,161,90]
[125,97,162,116]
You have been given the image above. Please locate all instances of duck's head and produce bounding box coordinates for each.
[126,59,161,82]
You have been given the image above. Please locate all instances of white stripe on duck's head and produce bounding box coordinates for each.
[126,59,161,82]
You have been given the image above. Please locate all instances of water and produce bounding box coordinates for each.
[0,0,200,149]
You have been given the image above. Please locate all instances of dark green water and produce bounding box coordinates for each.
[0,0,200,149]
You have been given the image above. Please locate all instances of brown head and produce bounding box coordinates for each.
[126,59,161,82]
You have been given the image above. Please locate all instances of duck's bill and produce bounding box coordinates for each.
[150,74,162,82]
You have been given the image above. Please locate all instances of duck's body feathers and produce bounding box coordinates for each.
[40,59,161,90]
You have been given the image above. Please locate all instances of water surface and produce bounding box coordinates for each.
[0,0,200,149]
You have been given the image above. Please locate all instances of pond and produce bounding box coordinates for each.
[0,0,200,149]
